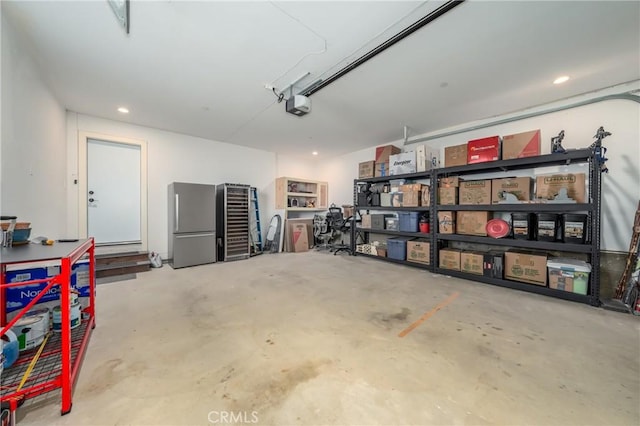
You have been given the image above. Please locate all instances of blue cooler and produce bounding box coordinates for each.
[387,237,414,260]
[398,212,420,232]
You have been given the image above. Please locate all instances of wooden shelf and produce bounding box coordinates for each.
[286,207,326,212]
[287,192,318,197]
[276,177,328,211]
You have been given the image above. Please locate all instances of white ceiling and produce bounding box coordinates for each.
[4,1,639,158]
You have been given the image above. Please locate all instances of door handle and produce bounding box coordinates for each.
[175,194,180,232]
[175,232,215,239]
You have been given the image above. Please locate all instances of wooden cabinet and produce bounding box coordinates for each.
[276,177,328,211]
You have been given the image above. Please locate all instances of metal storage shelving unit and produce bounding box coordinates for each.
[0,239,96,417]
[217,183,251,261]
[351,148,603,306]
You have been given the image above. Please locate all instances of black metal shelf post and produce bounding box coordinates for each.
[350,148,602,306]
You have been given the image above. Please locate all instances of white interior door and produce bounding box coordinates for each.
[87,138,142,245]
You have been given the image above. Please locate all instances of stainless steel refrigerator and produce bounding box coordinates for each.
[168,182,217,268]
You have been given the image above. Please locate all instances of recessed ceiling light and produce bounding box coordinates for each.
[117,107,129,113]
[553,76,570,85]
[312,151,318,156]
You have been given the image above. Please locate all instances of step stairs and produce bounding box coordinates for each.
[95,251,151,282]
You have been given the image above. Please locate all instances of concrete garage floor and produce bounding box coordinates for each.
[17,251,640,425]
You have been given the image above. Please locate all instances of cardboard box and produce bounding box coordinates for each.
[492,177,533,204]
[502,129,541,160]
[483,251,504,278]
[535,173,586,203]
[504,251,548,286]
[400,184,427,207]
[461,251,484,275]
[439,248,461,271]
[467,136,501,164]
[407,240,430,265]
[375,162,389,177]
[291,223,309,253]
[389,179,406,193]
[342,205,355,218]
[438,211,456,234]
[400,183,424,192]
[389,152,417,175]
[457,211,490,236]
[439,177,460,188]
[5,263,59,313]
[377,246,387,258]
[71,260,93,298]
[416,145,440,171]
[444,144,468,167]
[402,190,422,207]
[459,179,492,205]
[284,219,313,252]
[358,161,375,178]
[421,185,431,207]
[376,145,402,164]
[416,145,427,173]
[361,214,371,229]
[438,187,458,205]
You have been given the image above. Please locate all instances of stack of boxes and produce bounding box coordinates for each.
[355,134,592,295]
[443,129,542,167]
[376,145,401,177]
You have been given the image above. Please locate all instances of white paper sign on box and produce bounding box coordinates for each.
[389,152,417,175]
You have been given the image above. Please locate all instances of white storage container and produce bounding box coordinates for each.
[547,258,592,295]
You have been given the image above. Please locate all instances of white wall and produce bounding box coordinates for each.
[1,5,325,258]
[1,11,67,239]
[275,154,319,181]
[320,84,640,253]
[67,113,288,259]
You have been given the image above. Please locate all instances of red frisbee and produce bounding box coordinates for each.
[486,219,510,238]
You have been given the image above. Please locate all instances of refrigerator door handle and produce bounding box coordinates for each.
[175,193,180,232]
[175,232,216,239]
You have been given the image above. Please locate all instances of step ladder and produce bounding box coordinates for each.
[250,187,263,256]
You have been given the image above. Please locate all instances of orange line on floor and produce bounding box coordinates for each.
[398,291,460,338]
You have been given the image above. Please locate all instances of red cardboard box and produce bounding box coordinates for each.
[375,145,401,164]
[467,136,501,164]
[502,130,541,160]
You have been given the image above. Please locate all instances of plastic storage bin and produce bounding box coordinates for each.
[535,213,559,242]
[398,212,420,232]
[387,237,413,261]
[562,213,587,244]
[547,258,592,295]
[511,213,534,240]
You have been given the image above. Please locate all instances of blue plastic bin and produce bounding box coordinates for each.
[398,212,420,232]
[387,237,413,260]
